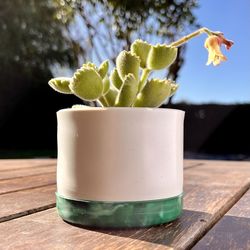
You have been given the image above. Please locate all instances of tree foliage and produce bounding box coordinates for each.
[0,0,199,98]
[61,0,199,64]
[60,0,199,103]
[0,0,81,76]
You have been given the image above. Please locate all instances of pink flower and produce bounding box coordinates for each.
[204,34,234,66]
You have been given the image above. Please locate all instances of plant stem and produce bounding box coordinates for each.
[138,68,151,92]
[169,27,221,48]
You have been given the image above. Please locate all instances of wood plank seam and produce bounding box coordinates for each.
[0,160,248,249]
[189,182,250,249]
[0,183,56,196]
[193,189,250,249]
[184,163,204,170]
[0,203,56,223]
[0,161,200,178]
[0,171,56,182]
[0,162,201,175]
[0,163,56,172]
[0,161,201,171]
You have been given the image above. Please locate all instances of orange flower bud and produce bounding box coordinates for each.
[204,34,234,66]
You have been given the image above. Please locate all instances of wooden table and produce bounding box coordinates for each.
[0,159,249,249]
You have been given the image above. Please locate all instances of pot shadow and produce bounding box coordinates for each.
[64,209,211,247]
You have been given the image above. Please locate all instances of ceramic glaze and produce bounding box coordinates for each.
[56,193,183,228]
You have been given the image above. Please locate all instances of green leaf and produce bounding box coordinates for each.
[170,82,179,97]
[103,76,110,95]
[133,78,173,107]
[72,104,92,109]
[98,60,109,78]
[147,44,177,70]
[48,77,72,94]
[116,50,140,80]
[98,87,118,107]
[110,68,123,90]
[81,62,98,70]
[104,88,118,106]
[115,74,138,107]
[97,96,109,107]
[70,68,103,101]
[131,39,151,68]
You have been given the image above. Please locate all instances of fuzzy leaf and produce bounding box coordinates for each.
[98,87,118,107]
[103,76,110,95]
[133,78,173,107]
[110,68,123,90]
[98,96,109,107]
[115,74,138,107]
[98,60,109,78]
[81,62,98,70]
[70,68,103,101]
[116,50,140,80]
[131,39,151,68]
[170,82,179,97]
[104,88,118,106]
[72,104,93,109]
[147,44,177,70]
[48,77,72,94]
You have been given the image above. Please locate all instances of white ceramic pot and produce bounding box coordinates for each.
[56,107,184,228]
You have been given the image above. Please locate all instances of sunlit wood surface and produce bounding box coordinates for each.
[0,159,249,249]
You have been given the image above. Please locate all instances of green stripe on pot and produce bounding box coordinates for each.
[56,193,183,228]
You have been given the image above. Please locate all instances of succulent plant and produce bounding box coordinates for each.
[49,40,178,108]
[49,28,234,108]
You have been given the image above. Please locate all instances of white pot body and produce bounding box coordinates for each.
[57,107,184,202]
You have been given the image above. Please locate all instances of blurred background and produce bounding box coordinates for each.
[0,0,249,159]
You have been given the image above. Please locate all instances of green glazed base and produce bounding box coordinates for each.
[56,193,183,228]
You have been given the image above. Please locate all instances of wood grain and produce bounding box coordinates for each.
[0,159,198,171]
[0,159,197,181]
[0,164,56,180]
[0,208,169,250]
[0,185,56,223]
[0,159,200,224]
[193,189,250,250]
[0,159,202,223]
[0,159,56,171]
[192,160,250,167]
[183,159,204,169]
[0,172,56,194]
[0,160,249,249]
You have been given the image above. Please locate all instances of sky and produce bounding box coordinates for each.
[173,0,250,104]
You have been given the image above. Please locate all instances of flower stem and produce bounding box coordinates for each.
[170,27,220,48]
[138,68,151,92]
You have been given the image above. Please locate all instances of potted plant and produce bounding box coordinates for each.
[49,27,233,228]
